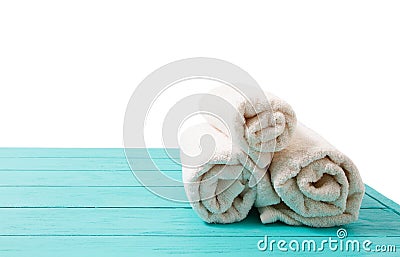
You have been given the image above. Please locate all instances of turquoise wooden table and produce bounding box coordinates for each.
[0,148,399,256]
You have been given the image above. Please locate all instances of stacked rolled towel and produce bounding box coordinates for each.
[201,87,297,158]
[181,89,297,223]
[181,123,280,223]
[181,87,364,227]
[258,123,365,227]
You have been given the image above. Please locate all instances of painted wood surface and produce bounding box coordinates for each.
[0,148,399,257]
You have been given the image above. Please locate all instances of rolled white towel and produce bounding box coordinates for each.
[259,123,365,227]
[181,123,280,223]
[200,87,297,161]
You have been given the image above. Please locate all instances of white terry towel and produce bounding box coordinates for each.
[259,123,365,227]
[181,123,280,223]
[200,87,297,163]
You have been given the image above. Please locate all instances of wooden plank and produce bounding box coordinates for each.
[0,208,398,237]
[0,186,385,209]
[0,157,181,171]
[0,172,388,208]
[0,148,180,159]
[0,236,397,257]
[0,187,188,208]
[360,194,387,209]
[365,185,400,214]
[0,171,183,187]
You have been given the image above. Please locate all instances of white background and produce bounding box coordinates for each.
[1,1,399,203]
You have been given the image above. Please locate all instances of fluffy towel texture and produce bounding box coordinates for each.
[200,87,297,163]
[181,123,280,224]
[258,123,365,227]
